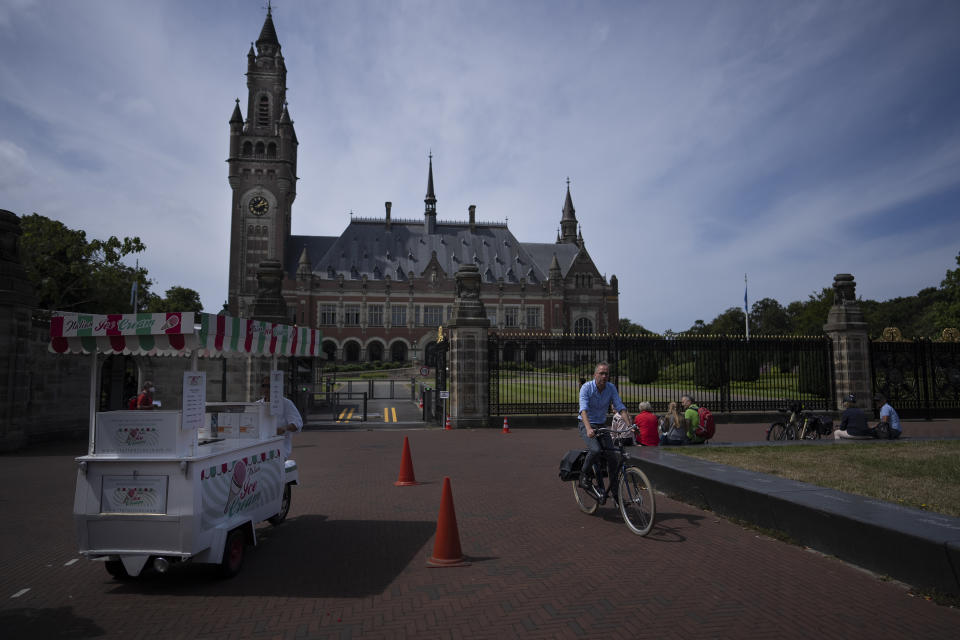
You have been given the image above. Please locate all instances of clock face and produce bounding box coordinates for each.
[248,195,269,216]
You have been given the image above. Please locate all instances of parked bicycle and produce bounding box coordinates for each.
[569,425,656,536]
[766,401,833,440]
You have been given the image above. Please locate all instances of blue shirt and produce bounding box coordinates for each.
[578,379,626,425]
[880,403,901,432]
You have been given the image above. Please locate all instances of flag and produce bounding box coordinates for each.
[130,280,138,306]
[744,282,748,314]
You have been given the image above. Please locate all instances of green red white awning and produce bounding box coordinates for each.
[49,312,321,357]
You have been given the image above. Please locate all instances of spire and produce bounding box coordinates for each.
[279,102,291,123]
[424,152,437,233]
[425,152,436,208]
[257,2,280,50]
[559,177,578,244]
[561,178,576,221]
[230,98,243,125]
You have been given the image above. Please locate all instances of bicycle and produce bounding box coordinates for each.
[571,425,656,536]
[766,401,833,441]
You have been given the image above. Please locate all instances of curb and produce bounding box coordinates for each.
[631,447,960,594]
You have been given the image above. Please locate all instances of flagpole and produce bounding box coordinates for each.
[744,273,750,341]
[131,259,139,313]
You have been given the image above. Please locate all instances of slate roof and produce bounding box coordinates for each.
[284,220,582,285]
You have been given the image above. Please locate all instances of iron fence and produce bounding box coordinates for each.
[488,333,833,416]
[871,336,960,419]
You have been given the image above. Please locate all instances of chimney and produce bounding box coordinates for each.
[385,201,392,230]
[469,204,476,232]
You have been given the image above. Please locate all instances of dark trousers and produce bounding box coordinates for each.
[578,421,618,491]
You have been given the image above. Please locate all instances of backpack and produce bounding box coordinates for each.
[558,449,587,481]
[694,406,715,439]
[128,396,138,410]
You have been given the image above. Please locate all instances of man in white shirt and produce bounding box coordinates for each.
[261,376,303,458]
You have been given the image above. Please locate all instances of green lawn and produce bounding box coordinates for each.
[673,441,960,517]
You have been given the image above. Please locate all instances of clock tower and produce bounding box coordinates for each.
[227,5,298,317]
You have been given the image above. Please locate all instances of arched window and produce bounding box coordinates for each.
[257,95,270,127]
[242,141,253,156]
[390,341,408,363]
[367,342,384,362]
[267,142,277,158]
[344,341,361,362]
[574,318,593,334]
[255,141,265,156]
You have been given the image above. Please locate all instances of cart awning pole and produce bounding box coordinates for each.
[88,351,97,455]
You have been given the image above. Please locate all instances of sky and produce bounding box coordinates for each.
[2,0,959,334]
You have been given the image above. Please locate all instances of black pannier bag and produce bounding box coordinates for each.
[559,449,588,481]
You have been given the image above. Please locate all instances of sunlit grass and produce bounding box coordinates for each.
[674,441,960,517]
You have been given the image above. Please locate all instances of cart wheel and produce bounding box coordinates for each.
[269,484,292,526]
[105,559,131,580]
[219,529,246,578]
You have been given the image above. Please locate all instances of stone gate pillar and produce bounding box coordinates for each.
[824,273,872,410]
[0,210,38,451]
[447,264,490,428]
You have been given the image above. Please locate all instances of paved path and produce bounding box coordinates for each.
[1,430,957,639]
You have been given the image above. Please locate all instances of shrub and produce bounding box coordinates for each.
[694,348,724,389]
[623,353,659,384]
[729,350,761,382]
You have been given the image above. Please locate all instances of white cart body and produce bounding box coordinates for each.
[51,312,320,576]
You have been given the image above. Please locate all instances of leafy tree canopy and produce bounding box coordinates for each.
[19,213,204,314]
[677,252,960,339]
[145,286,203,313]
[618,318,652,335]
[20,213,147,313]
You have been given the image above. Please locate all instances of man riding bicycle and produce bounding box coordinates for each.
[578,361,632,504]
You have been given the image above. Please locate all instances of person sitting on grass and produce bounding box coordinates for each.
[659,402,688,446]
[874,393,902,439]
[681,394,706,444]
[634,401,659,446]
[834,394,876,440]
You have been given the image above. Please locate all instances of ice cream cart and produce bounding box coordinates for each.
[49,311,321,578]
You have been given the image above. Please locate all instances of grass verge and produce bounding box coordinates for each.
[672,440,960,517]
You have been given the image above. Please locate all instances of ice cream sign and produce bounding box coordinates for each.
[200,450,283,526]
[101,476,168,514]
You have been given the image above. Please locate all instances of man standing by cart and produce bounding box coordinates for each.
[261,376,303,458]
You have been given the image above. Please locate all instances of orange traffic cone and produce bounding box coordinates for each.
[394,436,419,486]
[418,396,423,410]
[427,477,469,567]
[502,417,510,433]
[444,415,452,430]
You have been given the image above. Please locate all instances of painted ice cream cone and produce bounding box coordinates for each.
[223,459,247,514]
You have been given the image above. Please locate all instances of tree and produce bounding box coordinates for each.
[786,287,833,336]
[931,252,960,333]
[749,297,791,335]
[20,213,148,312]
[708,307,746,335]
[146,286,203,313]
[618,318,652,335]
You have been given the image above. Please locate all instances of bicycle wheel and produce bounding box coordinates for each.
[572,477,599,515]
[801,422,820,440]
[767,422,788,441]
[618,467,655,536]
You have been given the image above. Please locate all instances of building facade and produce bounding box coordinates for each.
[227,8,619,366]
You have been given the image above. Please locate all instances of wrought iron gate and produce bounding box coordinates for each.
[871,331,960,419]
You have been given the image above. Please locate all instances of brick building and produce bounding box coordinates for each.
[227,8,619,367]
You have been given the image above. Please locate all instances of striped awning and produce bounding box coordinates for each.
[49,312,321,357]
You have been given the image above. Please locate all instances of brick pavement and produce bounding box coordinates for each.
[1,429,958,639]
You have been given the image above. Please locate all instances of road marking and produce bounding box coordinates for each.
[11,588,30,598]
[64,558,79,566]
[337,408,356,423]
[391,407,397,422]
[383,407,398,422]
